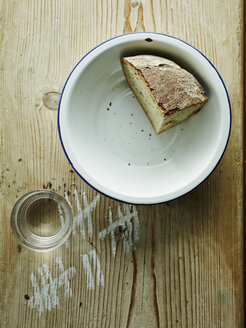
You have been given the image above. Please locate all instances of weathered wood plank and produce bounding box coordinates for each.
[0,0,243,327]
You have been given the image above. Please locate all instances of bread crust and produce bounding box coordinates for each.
[121,55,208,117]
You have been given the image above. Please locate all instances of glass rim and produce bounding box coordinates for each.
[10,189,73,252]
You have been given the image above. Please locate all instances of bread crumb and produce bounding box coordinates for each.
[69,169,74,173]
[18,157,22,161]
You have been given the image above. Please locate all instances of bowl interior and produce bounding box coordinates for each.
[59,33,230,204]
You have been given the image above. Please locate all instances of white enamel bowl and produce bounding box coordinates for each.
[58,32,231,204]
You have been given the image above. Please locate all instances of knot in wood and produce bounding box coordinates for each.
[43,92,60,110]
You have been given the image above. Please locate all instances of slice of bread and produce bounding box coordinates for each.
[121,55,208,134]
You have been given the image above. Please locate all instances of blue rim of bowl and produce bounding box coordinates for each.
[57,32,232,205]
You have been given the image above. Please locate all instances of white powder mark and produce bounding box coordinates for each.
[28,258,76,316]
[108,207,116,257]
[56,257,76,297]
[64,192,72,208]
[72,188,100,239]
[131,205,140,244]
[98,205,140,256]
[98,211,132,238]
[81,250,104,290]
[61,189,100,247]
[82,253,94,290]
[58,204,64,225]
[58,203,70,248]
[122,224,130,253]
[127,220,133,252]
[89,250,104,287]
[74,188,82,216]
[82,192,93,238]
[28,265,59,316]
[64,191,73,248]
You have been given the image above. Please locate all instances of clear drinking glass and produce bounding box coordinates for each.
[10,190,72,251]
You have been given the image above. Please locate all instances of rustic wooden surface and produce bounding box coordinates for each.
[0,0,243,327]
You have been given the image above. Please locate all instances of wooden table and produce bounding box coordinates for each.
[0,1,244,327]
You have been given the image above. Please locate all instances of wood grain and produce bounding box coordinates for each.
[0,0,243,327]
